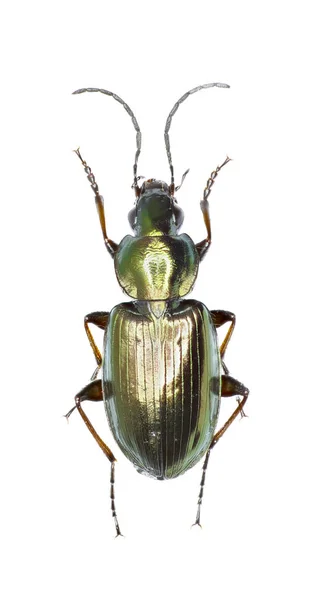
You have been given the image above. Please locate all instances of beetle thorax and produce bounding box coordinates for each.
[119,180,194,301]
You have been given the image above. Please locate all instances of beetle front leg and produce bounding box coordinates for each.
[74,149,118,257]
[73,379,123,537]
[193,375,249,527]
[196,156,231,260]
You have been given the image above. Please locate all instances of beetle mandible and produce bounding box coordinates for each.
[66,83,249,537]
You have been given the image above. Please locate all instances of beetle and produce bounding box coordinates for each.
[66,83,249,537]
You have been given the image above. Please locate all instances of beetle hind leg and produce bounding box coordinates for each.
[192,375,249,527]
[210,375,249,448]
[64,378,104,419]
[71,379,123,537]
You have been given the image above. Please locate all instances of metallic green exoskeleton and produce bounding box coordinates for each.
[105,302,220,481]
[68,84,249,537]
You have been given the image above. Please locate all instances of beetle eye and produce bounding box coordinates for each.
[128,206,137,229]
[173,204,184,229]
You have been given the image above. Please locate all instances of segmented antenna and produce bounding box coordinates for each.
[164,82,230,191]
[72,88,142,189]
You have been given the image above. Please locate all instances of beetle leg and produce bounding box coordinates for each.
[211,375,249,447]
[64,382,103,420]
[64,378,112,421]
[65,312,109,419]
[193,375,249,527]
[73,379,123,537]
[84,311,109,380]
[74,148,119,257]
[210,309,236,374]
[211,311,246,417]
[196,156,231,261]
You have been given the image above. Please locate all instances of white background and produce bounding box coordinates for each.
[1,1,321,598]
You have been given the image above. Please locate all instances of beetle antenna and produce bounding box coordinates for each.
[73,88,142,193]
[164,82,230,193]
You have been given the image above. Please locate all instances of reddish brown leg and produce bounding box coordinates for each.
[74,148,118,257]
[193,374,249,527]
[84,311,109,380]
[64,378,103,419]
[211,309,236,374]
[196,156,231,260]
[64,312,109,420]
[211,310,246,417]
[73,379,123,537]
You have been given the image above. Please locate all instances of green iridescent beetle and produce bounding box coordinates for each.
[66,84,249,537]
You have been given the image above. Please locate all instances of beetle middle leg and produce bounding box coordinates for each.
[64,312,109,420]
[211,310,247,418]
[211,309,235,374]
[73,379,122,537]
[84,311,109,380]
[193,374,249,527]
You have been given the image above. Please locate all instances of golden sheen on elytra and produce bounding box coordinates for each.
[103,299,221,480]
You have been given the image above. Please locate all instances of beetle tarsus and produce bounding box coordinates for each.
[192,449,210,529]
[192,380,248,527]
[73,147,100,196]
[114,516,124,538]
[196,157,232,260]
[73,151,118,257]
[192,503,203,528]
[110,462,123,537]
[204,156,232,200]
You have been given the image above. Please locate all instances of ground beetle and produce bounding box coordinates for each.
[66,83,249,536]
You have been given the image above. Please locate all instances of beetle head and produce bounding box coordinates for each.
[128,179,184,236]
